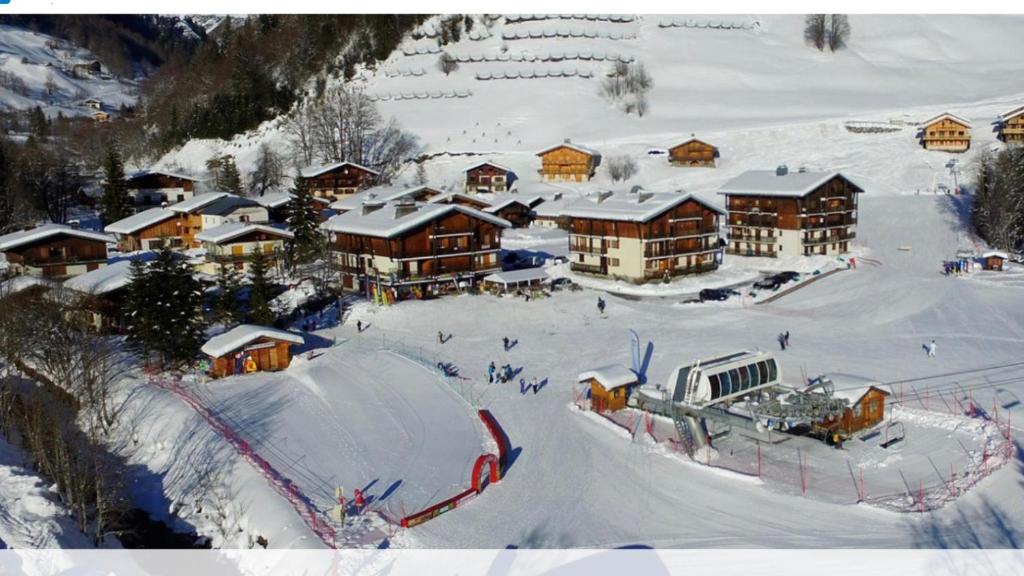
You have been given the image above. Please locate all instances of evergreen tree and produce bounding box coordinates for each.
[218,155,244,194]
[99,143,133,226]
[247,246,275,325]
[213,262,244,326]
[286,172,321,264]
[28,106,48,140]
[124,257,157,361]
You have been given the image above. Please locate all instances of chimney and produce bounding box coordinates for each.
[564,138,572,144]
[394,197,419,218]
[553,192,563,201]
[637,192,654,204]
[798,166,808,173]
[776,165,789,176]
[361,198,385,216]
[596,191,614,203]
[629,185,644,195]
[68,221,80,229]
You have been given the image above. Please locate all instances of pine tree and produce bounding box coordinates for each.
[414,162,428,185]
[247,246,275,325]
[286,172,321,264]
[28,106,48,140]
[213,262,244,326]
[218,155,244,195]
[124,257,157,361]
[99,143,133,226]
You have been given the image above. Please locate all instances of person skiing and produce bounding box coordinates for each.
[927,340,937,358]
[438,330,444,344]
[353,488,365,515]
[487,361,496,383]
[502,336,509,351]
[597,297,606,314]
[784,331,790,348]
[356,320,363,333]
[778,333,786,351]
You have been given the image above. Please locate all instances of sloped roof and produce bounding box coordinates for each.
[982,250,1009,259]
[484,268,550,285]
[536,141,600,158]
[921,112,971,128]
[195,223,294,245]
[322,202,510,239]
[561,190,725,222]
[169,192,232,214]
[484,194,545,213]
[463,160,513,173]
[668,137,717,151]
[0,275,58,296]
[330,185,443,212]
[578,365,637,391]
[300,160,380,178]
[0,224,114,251]
[104,208,178,235]
[718,170,863,198]
[201,324,305,358]
[428,192,492,208]
[63,259,138,295]
[254,192,294,209]
[127,169,198,183]
[1000,105,1024,122]
[198,195,263,216]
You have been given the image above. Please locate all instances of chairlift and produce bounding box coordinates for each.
[880,421,905,449]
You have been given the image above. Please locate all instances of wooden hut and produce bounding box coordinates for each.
[579,365,639,413]
[300,161,380,200]
[127,170,198,206]
[920,113,971,152]
[0,224,113,278]
[105,208,186,252]
[201,325,305,378]
[465,161,515,193]
[668,137,719,167]
[816,380,890,437]
[981,251,1007,271]
[536,140,600,182]
[998,106,1024,144]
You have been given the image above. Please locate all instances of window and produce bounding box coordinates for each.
[578,253,585,263]
[757,361,768,384]
[608,257,620,267]
[719,371,731,396]
[608,239,619,249]
[738,365,751,390]
[709,374,721,399]
[767,359,778,382]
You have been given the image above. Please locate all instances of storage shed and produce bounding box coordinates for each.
[981,251,1007,271]
[579,365,639,413]
[201,325,305,378]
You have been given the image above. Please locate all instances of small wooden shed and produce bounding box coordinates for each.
[668,137,719,167]
[823,384,890,436]
[201,325,305,378]
[981,251,1007,271]
[579,365,639,413]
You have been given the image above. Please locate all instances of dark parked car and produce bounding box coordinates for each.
[776,271,800,283]
[753,277,783,291]
[699,288,739,302]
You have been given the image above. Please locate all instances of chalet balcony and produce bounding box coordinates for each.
[570,262,604,275]
[728,234,778,244]
[726,247,777,258]
[804,216,857,229]
[729,218,778,229]
[802,231,856,246]
[570,244,606,255]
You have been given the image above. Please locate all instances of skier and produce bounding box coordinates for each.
[778,333,786,351]
[502,336,509,351]
[784,331,790,348]
[850,257,857,270]
[597,297,606,314]
[487,361,496,383]
[356,320,363,333]
[927,340,937,358]
[438,330,444,344]
[353,488,365,515]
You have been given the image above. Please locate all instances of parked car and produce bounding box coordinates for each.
[699,288,739,302]
[550,277,574,290]
[776,271,800,283]
[753,277,783,291]
[646,148,668,156]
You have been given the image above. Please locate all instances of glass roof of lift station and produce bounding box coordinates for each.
[668,350,781,406]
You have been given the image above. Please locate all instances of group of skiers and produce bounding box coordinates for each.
[488,361,517,384]
[944,259,972,276]
[925,339,937,358]
[777,331,791,351]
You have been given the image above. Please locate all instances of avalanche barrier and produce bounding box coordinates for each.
[400,410,511,528]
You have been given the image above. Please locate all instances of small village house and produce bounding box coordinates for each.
[668,136,719,167]
[464,161,516,193]
[256,193,333,224]
[330,185,444,215]
[62,258,142,332]
[563,189,724,283]
[981,251,1007,271]
[483,195,545,229]
[531,192,570,229]
[105,207,186,252]
[0,224,113,279]
[537,140,601,182]
[197,195,270,229]
[322,197,510,298]
[579,365,639,413]
[718,167,864,257]
[166,192,232,248]
[127,170,198,206]
[998,106,1024,144]
[194,223,293,274]
[815,380,890,437]
[83,96,103,109]
[92,110,111,123]
[920,113,971,152]
[201,325,305,378]
[300,161,380,200]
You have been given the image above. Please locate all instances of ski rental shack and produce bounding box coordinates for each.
[202,325,305,378]
[579,365,639,413]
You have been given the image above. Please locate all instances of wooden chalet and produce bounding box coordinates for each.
[62,259,140,332]
[322,198,510,299]
[464,161,515,193]
[92,110,111,123]
[0,224,113,279]
[920,113,971,152]
[482,195,544,229]
[84,97,103,110]
[998,106,1024,145]
[531,192,569,229]
[428,192,493,210]
[105,208,186,252]
[300,161,380,200]
[537,140,600,182]
[127,170,198,207]
[718,167,863,258]
[579,365,638,413]
[255,193,332,224]
[201,325,305,378]
[817,382,889,437]
[198,195,269,229]
[195,223,294,275]
[562,189,724,283]
[668,137,719,167]
[981,251,1007,271]
[167,192,233,248]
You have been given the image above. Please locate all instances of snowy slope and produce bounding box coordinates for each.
[0,24,138,117]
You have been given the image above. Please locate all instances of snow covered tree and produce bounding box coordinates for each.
[437,51,459,76]
[608,155,639,182]
[600,61,653,118]
[213,262,244,326]
[971,147,1024,252]
[207,154,244,194]
[286,173,322,265]
[414,161,428,185]
[248,143,284,196]
[804,14,827,51]
[247,246,276,325]
[827,15,851,52]
[99,143,133,226]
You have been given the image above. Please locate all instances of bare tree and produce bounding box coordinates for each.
[600,61,653,118]
[608,155,639,182]
[827,14,851,52]
[437,52,459,76]
[804,14,827,51]
[248,143,284,196]
[284,103,317,168]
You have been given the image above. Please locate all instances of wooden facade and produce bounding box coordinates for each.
[128,172,196,206]
[921,114,971,152]
[724,174,861,258]
[465,162,513,193]
[999,107,1024,144]
[537,143,599,182]
[209,337,295,378]
[669,138,718,167]
[199,228,290,274]
[302,163,379,200]
[488,202,533,228]
[118,217,186,252]
[983,254,1006,271]
[568,196,722,282]
[2,235,108,278]
[331,208,505,296]
[819,387,889,437]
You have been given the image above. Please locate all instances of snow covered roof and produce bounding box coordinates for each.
[299,160,379,178]
[817,373,890,404]
[483,268,550,285]
[198,195,262,216]
[668,137,717,151]
[254,192,294,209]
[0,224,115,252]
[329,185,442,212]
[921,112,971,128]
[578,365,638,391]
[428,192,492,208]
[561,190,724,222]
[322,202,510,238]
[1000,105,1024,122]
[195,223,294,245]
[483,194,545,213]
[463,160,512,173]
[127,169,198,183]
[717,170,862,198]
[63,259,137,295]
[536,141,600,158]
[104,208,178,235]
[169,192,232,214]
[201,324,305,358]
[0,275,57,296]
[982,250,1009,259]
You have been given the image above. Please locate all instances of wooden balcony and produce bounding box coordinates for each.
[728,234,777,244]
[802,231,856,246]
